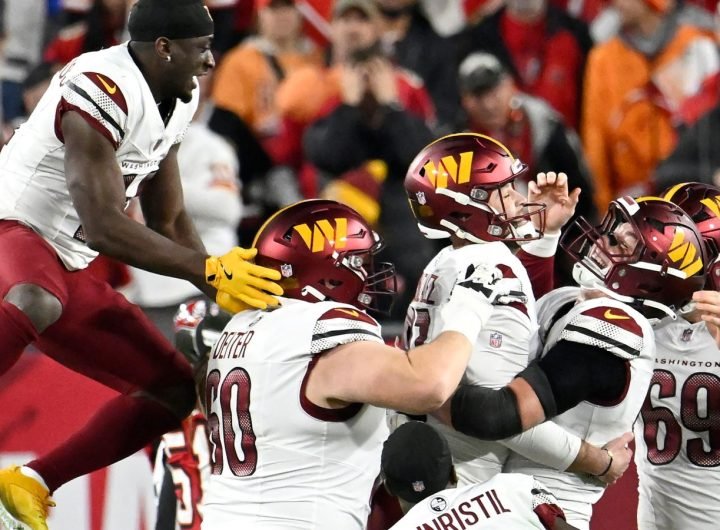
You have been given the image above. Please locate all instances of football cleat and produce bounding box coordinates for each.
[0,467,55,530]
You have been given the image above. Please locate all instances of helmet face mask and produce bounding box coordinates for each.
[405,133,546,244]
[562,196,707,316]
[662,182,720,291]
[253,200,397,314]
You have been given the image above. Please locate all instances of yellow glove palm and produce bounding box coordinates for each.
[206,247,283,310]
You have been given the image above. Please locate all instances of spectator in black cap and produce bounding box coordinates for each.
[381,422,581,529]
[458,51,596,286]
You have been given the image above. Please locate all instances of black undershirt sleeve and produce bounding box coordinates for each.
[451,340,628,440]
[536,340,629,415]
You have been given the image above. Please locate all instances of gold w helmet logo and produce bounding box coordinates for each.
[294,218,348,253]
[668,227,703,276]
[423,151,474,188]
[700,196,720,219]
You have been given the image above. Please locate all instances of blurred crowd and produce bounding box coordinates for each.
[1,0,719,324]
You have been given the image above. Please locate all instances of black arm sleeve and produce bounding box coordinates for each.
[534,340,629,415]
[451,340,628,440]
[451,385,523,440]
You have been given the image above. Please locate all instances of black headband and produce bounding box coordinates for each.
[128,0,214,42]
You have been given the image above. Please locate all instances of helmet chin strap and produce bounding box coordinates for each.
[572,263,678,320]
[301,285,327,302]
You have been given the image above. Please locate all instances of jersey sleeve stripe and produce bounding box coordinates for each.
[312,328,383,342]
[319,307,379,326]
[66,81,125,139]
[85,73,128,114]
[54,101,120,149]
[563,323,641,357]
[311,309,384,353]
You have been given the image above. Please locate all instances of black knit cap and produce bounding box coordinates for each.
[128,0,214,42]
[381,422,453,504]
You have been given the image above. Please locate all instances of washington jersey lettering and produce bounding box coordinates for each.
[505,287,655,529]
[390,473,566,530]
[403,243,538,485]
[202,298,388,530]
[634,316,720,530]
[0,43,198,270]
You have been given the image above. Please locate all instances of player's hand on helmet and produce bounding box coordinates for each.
[596,432,634,485]
[205,247,283,310]
[528,172,581,233]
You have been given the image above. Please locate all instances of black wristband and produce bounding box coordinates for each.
[594,448,614,477]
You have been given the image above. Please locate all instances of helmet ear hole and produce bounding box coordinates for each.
[449,211,470,221]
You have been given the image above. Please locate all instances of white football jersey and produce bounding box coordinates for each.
[0,42,198,270]
[202,298,388,530]
[504,286,655,529]
[634,316,720,530]
[403,243,538,484]
[390,473,565,530]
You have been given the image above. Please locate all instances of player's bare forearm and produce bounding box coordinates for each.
[85,208,209,286]
[63,112,210,288]
[567,440,611,477]
[148,208,207,255]
[140,144,206,255]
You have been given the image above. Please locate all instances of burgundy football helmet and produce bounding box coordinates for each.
[662,182,720,290]
[561,196,707,316]
[252,199,396,313]
[404,133,546,243]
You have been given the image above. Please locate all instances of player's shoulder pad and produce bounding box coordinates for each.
[311,303,383,354]
[67,70,129,114]
[561,299,647,360]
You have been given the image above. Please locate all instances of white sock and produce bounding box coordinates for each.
[20,467,49,491]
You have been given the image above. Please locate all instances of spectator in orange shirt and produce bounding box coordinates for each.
[210,0,324,187]
[581,0,719,210]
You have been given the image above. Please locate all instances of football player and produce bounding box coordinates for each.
[0,2,281,529]
[401,133,628,489]
[630,182,720,530]
[441,196,707,528]
[153,299,230,530]
[200,198,506,530]
[382,421,580,530]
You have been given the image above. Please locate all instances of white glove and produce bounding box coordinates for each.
[440,263,527,342]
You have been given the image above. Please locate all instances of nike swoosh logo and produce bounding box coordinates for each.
[604,309,630,320]
[221,265,233,280]
[337,308,360,318]
[96,74,117,95]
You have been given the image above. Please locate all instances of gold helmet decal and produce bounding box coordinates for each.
[421,133,518,189]
[293,218,348,253]
[700,196,720,219]
[668,227,703,276]
[423,151,473,188]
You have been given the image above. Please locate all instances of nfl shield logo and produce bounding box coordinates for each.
[489,332,503,348]
[682,328,694,342]
[280,263,293,278]
[416,191,427,205]
[412,480,426,493]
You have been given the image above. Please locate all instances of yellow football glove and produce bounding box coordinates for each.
[206,247,283,309]
[216,291,253,314]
